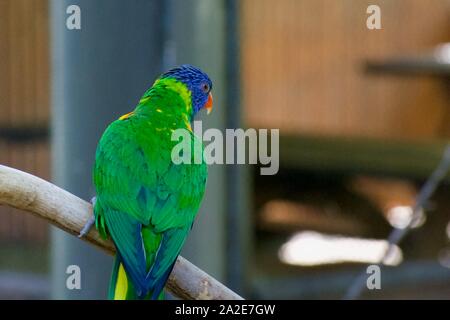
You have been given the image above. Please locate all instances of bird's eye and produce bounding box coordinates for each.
[202,83,210,93]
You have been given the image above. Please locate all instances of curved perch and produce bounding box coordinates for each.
[0,164,243,300]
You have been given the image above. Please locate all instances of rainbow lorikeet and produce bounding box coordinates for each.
[86,65,213,300]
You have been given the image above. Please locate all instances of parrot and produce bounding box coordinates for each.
[84,65,213,300]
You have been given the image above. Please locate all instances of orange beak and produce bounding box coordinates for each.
[205,92,213,115]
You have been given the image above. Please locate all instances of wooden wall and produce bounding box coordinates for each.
[241,0,450,140]
[0,0,50,244]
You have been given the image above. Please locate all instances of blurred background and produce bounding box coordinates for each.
[0,0,450,299]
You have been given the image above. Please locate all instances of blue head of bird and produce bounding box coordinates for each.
[161,64,213,116]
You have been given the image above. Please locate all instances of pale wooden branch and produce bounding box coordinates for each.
[0,164,243,300]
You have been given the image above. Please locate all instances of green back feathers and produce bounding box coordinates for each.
[93,75,208,299]
[137,78,194,120]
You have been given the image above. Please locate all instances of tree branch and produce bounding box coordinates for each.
[0,164,243,300]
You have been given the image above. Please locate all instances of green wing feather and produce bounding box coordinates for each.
[93,80,207,299]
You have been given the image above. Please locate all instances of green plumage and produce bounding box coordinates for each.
[93,77,207,299]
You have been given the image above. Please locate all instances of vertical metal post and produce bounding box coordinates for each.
[50,0,164,299]
[224,0,249,295]
[170,0,228,282]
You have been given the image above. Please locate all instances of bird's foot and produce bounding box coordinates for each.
[78,196,96,238]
